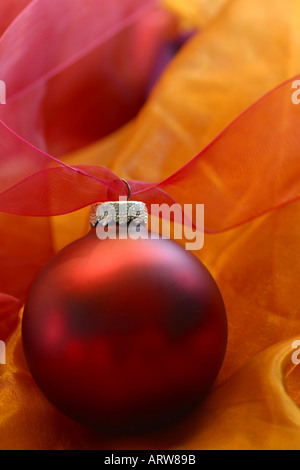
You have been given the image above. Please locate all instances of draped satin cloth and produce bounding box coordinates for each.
[0,0,300,449]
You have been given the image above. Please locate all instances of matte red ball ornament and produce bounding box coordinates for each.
[22,202,227,433]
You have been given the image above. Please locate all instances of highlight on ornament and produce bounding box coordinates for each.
[0,341,6,365]
[0,80,6,105]
[92,198,205,251]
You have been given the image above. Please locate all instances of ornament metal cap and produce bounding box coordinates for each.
[90,200,148,228]
[90,180,148,228]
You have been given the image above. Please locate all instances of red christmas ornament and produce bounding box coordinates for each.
[22,200,227,433]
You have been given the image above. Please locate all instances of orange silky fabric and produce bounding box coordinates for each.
[0,0,300,450]
[161,0,229,29]
[113,0,300,181]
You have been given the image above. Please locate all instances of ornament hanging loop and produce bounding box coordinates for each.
[121,179,131,201]
[90,178,147,228]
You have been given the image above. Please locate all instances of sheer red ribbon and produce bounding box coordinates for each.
[0,76,299,233]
